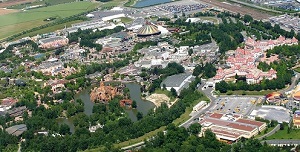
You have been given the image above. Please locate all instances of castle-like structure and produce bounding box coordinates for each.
[214,36,298,84]
[90,82,123,103]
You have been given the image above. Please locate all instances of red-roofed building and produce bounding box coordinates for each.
[199,113,266,142]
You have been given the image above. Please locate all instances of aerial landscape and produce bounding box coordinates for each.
[1,0,300,151]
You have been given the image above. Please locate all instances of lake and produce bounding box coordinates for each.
[134,0,171,8]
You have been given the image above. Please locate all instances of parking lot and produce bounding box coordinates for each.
[250,105,291,123]
[209,97,257,116]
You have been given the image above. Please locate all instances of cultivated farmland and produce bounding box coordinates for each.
[0,1,98,39]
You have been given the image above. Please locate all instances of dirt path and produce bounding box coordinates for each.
[199,0,273,20]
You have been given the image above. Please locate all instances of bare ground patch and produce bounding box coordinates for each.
[0,8,19,15]
[0,0,35,8]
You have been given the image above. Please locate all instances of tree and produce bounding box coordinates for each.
[163,84,166,90]
[243,14,253,23]
[132,100,137,109]
[188,49,193,56]
[188,123,201,135]
[59,124,70,135]
[136,112,143,120]
[170,88,177,97]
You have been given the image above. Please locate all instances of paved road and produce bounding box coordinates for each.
[280,72,300,94]
[181,81,217,128]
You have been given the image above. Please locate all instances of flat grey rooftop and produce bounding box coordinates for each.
[5,124,27,136]
[250,106,291,123]
[39,36,65,44]
[161,73,191,88]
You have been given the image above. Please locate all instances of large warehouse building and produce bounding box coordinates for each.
[199,113,266,143]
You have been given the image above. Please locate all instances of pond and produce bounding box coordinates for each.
[57,117,75,134]
[59,82,155,132]
[134,0,171,8]
[124,83,155,121]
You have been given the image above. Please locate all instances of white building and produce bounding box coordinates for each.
[161,73,195,94]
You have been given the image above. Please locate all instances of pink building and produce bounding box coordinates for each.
[39,36,69,49]
[214,36,297,84]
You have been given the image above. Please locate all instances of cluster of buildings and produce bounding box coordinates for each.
[44,79,67,94]
[0,98,28,122]
[269,14,300,32]
[293,110,300,128]
[213,36,298,84]
[0,98,17,112]
[199,112,266,143]
[32,58,76,77]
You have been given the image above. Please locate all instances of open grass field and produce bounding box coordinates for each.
[7,0,77,9]
[12,20,83,40]
[0,1,98,39]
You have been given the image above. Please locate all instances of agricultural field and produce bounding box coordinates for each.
[0,1,99,39]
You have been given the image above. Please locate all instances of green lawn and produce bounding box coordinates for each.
[124,0,136,7]
[120,17,133,23]
[255,125,276,138]
[173,97,209,126]
[267,125,300,140]
[294,67,300,73]
[0,2,98,39]
[155,89,171,96]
